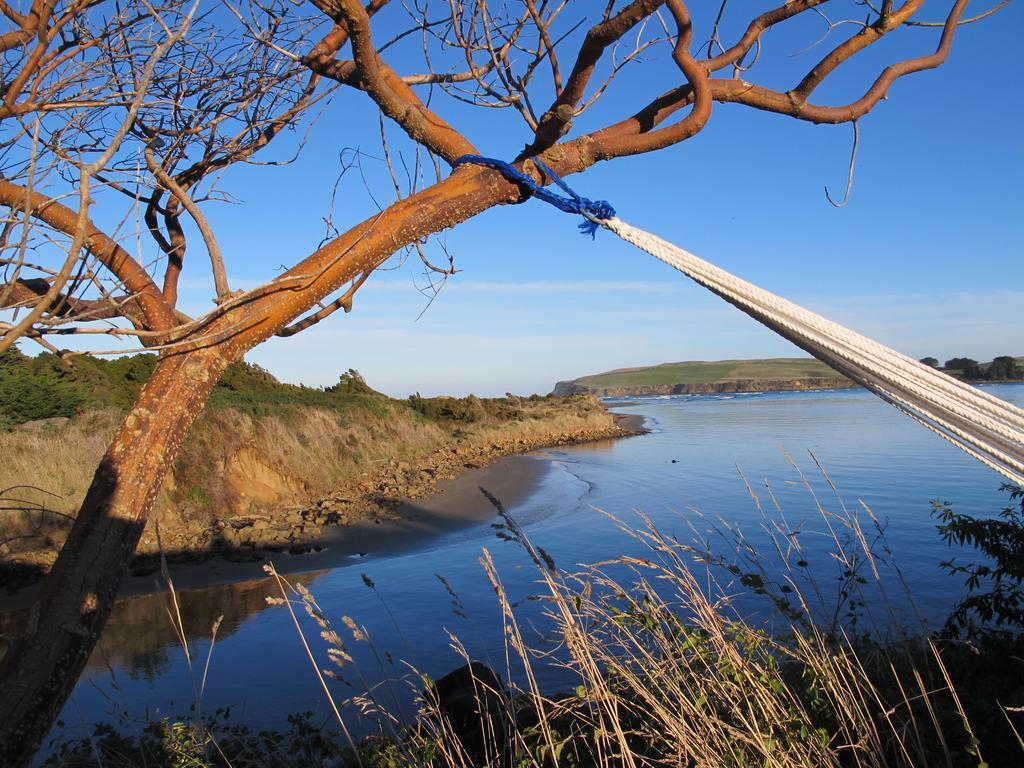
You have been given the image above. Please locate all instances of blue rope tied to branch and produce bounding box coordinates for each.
[453,154,615,238]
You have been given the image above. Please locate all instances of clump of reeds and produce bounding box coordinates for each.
[48,467,1022,767]
[266,474,1015,768]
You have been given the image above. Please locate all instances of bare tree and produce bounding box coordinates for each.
[0,0,1005,762]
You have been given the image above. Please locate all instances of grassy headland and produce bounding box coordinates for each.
[554,354,1024,397]
[0,350,639,586]
[553,357,852,397]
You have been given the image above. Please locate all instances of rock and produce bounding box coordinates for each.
[425,663,511,767]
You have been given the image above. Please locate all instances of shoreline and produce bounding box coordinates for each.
[0,454,550,612]
[562,376,1024,400]
[610,411,646,431]
[0,411,646,610]
[553,373,855,398]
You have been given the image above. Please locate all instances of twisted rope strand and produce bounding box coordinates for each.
[455,155,1024,485]
[606,217,1024,485]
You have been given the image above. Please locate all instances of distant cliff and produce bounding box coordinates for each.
[552,376,853,397]
[552,358,855,397]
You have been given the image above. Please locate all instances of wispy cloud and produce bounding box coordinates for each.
[226,283,1024,397]
[363,279,684,295]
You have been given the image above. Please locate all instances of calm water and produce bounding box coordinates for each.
[25,383,1024,750]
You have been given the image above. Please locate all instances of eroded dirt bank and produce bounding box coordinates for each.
[1,394,642,589]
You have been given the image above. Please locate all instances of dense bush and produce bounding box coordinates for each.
[0,349,398,425]
[408,393,490,422]
[934,484,1024,639]
[986,356,1020,381]
[0,347,152,424]
[938,355,1021,381]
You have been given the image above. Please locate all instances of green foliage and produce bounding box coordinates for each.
[325,369,375,395]
[408,393,494,423]
[0,349,548,430]
[207,364,394,417]
[41,711,403,768]
[986,356,1020,381]
[214,360,281,394]
[933,484,1024,639]
[0,348,161,423]
[933,356,1022,381]
[0,348,401,424]
[944,357,981,376]
[919,357,940,368]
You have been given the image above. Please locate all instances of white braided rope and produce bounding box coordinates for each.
[602,217,1024,486]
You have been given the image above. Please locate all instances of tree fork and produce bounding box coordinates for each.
[0,155,569,765]
[0,348,229,764]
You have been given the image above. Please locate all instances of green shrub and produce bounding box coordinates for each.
[0,348,403,425]
[408,393,489,423]
[934,484,1024,639]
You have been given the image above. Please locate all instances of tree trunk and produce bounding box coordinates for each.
[0,348,229,765]
[0,155,593,765]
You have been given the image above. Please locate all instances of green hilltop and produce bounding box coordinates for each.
[0,348,405,428]
[552,358,850,396]
[555,355,1024,397]
[580,358,838,389]
[0,347,570,429]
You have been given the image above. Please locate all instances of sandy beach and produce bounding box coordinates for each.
[611,412,646,432]
[0,405,647,617]
[0,453,551,613]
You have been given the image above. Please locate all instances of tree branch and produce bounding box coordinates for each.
[332,0,476,163]
[523,0,665,157]
[590,0,711,158]
[0,178,177,331]
[144,145,230,301]
[709,0,968,124]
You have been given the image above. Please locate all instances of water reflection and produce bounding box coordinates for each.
[5,384,1022,749]
[0,570,327,681]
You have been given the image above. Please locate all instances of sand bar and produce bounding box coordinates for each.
[0,453,549,613]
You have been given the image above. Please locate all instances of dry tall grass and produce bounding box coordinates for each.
[1,395,620,569]
[0,403,447,566]
[169,404,448,517]
[40,477,1023,767]
[0,411,119,511]
[257,489,1014,768]
[0,406,446,521]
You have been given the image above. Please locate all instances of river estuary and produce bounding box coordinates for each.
[9,383,1024,753]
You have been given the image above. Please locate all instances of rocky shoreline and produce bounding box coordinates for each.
[158,417,641,565]
[552,376,853,397]
[2,409,644,590]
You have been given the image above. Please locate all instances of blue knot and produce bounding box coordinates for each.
[453,155,615,238]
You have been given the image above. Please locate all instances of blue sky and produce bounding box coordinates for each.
[79,3,1024,396]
